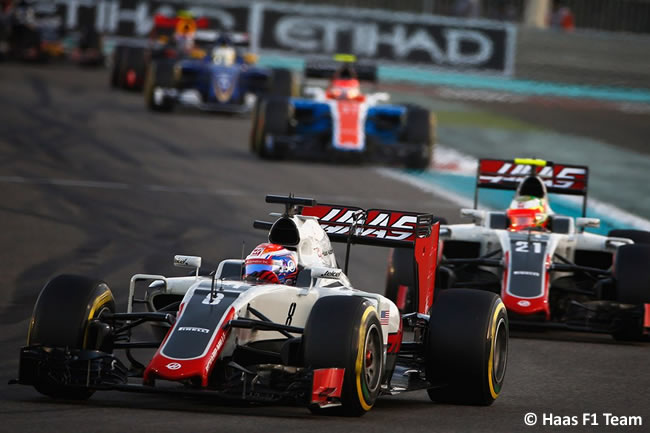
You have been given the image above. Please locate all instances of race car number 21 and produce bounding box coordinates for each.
[515,241,542,254]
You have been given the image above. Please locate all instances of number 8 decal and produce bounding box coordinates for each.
[285,302,297,325]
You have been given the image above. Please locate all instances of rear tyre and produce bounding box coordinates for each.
[258,98,290,159]
[249,99,264,153]
[608,229,650,245]
[110,46,125,88]
[303,296,383,416]
[28,274,115,400]
[403,107,433,170]
[426,289,508,405]
[269,68,298,97]
[615,244,650,305]
[144,61,175,112]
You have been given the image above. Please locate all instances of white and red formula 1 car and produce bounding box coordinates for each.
[14,195,507,415]
[387,158,650,341]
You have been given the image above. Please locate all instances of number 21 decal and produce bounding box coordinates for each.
[515,241,543,254]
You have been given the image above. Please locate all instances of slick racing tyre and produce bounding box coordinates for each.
[402,106,434,170]
[145,61,175,112]
[303,296,383,416]
[269,68,298,97]
[250,99,264,153]
[608,229,650,245]
[110,46,125,88]
[612,243,650,341]
[28,274,115,400]
[426,289,508,405]
[614,244,650,305]
[256,98,290,159]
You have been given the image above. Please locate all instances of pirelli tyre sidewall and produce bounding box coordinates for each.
[426,289,508,405]
[27,274,115,399]
[303,295,383,416]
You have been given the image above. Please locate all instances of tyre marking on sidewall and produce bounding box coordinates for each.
[355,305,376,411]
[83,290,113,348]
[488,301,506,399]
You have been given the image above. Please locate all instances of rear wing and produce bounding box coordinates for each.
[152,14,210,36]
[254,195,439,314]
[300,204,433,248]
[475,158,589,216]
[304,56,378,83]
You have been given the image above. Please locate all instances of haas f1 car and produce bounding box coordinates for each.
[14,195,507,415]
[250,58,435,169]
[387,158,650,341]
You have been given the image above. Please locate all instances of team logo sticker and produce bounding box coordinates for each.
[166,362,182,370]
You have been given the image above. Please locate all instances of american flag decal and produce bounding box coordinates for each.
[380,310,390,325]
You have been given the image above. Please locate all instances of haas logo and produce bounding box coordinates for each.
[166,362,182,370]
[319,208,417,241]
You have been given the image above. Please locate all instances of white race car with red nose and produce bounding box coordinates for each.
[250,58,435,169]
[386,158,650,341]
[15,195,507,416]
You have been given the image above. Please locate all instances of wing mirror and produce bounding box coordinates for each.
[174,255,202,276]
[460,208,486,223]
[371,92,390,102]
[303,86,325,99]
[576,217,600,229]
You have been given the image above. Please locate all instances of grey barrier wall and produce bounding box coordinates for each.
[30,0,517,76]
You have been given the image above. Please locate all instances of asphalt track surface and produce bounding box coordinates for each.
[1,64,649,433]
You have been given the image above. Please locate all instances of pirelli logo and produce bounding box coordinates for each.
[178,326,210,334]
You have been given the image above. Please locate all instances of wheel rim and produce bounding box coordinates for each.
[363,323,382,393]
[493,317,508,383]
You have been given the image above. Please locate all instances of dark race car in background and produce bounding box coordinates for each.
[386,158,650,341]
[250,57,436,169]
[109,13,215,91]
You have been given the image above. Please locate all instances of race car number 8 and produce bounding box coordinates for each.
[515,241,542,254]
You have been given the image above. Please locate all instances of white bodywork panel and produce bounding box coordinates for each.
[138,213,402,352]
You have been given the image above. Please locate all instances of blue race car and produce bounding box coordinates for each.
[250,60,435,169]
[145,35,295,113]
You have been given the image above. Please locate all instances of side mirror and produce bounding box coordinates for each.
[371,92,390,102]
[576,217,600,229]
[244,52,258,64]
[460,208,486,223]
[174,255,202,276]
[303,86,325,99]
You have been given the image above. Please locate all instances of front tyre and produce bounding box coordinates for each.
[303,296,383,416]
[27,274,115,400]
[426,289,508,405]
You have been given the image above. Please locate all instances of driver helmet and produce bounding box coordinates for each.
[507,195,549,230]
[243,243,298,285]
[211,46,236,66]
[326,79,362,100]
